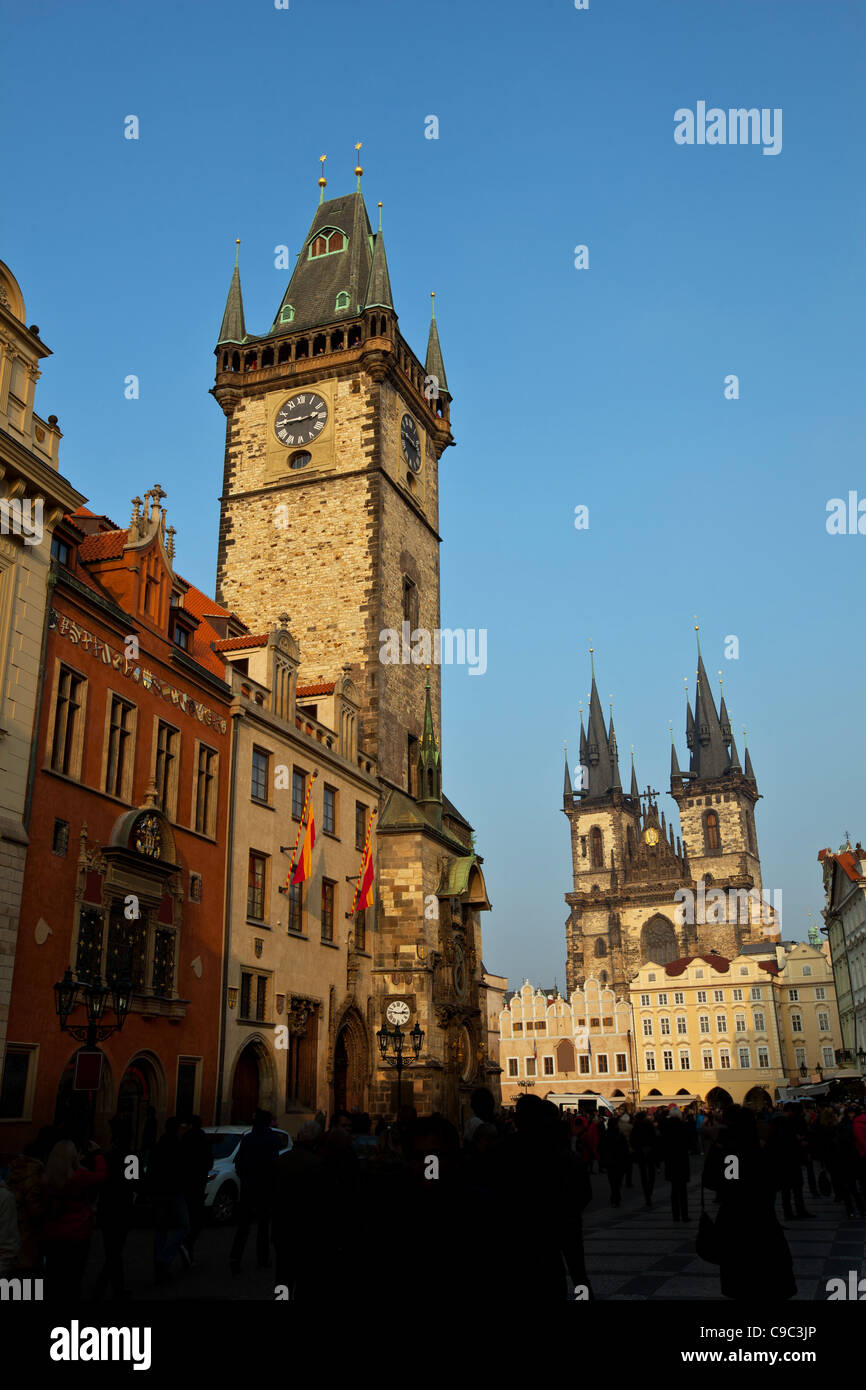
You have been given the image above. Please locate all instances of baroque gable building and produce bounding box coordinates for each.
[563,646,779,998]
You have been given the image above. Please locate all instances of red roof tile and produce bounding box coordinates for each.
[664,953,730,977]
[78,528,129,562]
[213,634,269,652]
[297,681,335,697]
[759,960,780,975]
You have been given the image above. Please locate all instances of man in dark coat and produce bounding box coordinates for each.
[229,1109,282,1273]
[660,1106,690,1221]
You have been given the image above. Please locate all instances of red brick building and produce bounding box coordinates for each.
[1,486,241,1149]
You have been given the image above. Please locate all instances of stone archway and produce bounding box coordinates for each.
[640,914,679,966]
[707,1086,732,1108]
[230,1036,277,1123]
[745,1086,773,1112]
[330,1005,368,1114]
[117,1051,166,1148]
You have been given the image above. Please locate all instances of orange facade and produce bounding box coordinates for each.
[1,495,233,1152]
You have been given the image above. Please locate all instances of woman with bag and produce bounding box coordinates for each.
[702,1106,796,1301]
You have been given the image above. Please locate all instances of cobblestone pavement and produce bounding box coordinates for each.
[74,1172,866,1304]
[579,1169,866,1300]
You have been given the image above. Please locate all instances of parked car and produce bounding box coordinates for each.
[203,1125,292,1224]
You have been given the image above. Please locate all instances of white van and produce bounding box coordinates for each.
[544,1092,618,1116]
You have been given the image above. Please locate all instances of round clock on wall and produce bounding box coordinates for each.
[401,413,421,472]
[274,392,328,447]
[386,999,410,1026]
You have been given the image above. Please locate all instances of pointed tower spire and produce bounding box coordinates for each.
[693,650,729,778]
[416,669,442,817]
[743,730,757,785]
[585,651,612,797]
[630,748,639,801]
[718,670,732,743]
[727,728,742,774]
[563,742,573,807]
[608,708,622,792]
[217,239,246,345]
[425,292,450,399]
[365,204,393,311]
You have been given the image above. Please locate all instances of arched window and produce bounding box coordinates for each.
[280,305,294,324]
[594,937,607,958]
[261,348,274,369]
[640,915,678,966]
[221,351,228,370]
[347,325,361,348]
[231,352,240,371]
[310,235,327,256]
[379,315,387,335]
[626,826,635,858]
[335,291,350,311]
[705,810,721,853]
[278,343,290,364]
[590,826,604,868]
[330,330,344,351]
[312,334,326,356]
[369,315,377,336]
[295,338,309,360]
[309,230,345,259]
[746,810,756,853]
[555,1039,576,1073]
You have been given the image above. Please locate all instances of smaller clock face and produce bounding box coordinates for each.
[386,1000,410,1026]
[644,827,659,847]
[401,413,421,473]
[275,393,328,447]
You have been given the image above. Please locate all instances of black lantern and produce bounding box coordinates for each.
[112,976,133,1027]
[377,1024,390,1059]
[86,979,108,1024]
[799,1063,808,1078]
[410,1021,424,1058]
[53,968,78,1026]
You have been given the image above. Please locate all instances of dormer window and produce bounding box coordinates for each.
[173,624,189,651]
[309,229,346,259]
[280,305,294,324]
[335,290,350,311]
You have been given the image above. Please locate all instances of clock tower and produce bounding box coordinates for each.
[212,165,495,1122]
[212,178,452,791]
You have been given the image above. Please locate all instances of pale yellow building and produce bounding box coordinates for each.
[0,261,83,1078]
[499,977,634,1108]
[629,941,847,1107]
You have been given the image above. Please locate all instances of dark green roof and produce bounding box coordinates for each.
[272,191,378,335]
[364,226,393,310]
[217,264,246,346]
[424,313,449,395]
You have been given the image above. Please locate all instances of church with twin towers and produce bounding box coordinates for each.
[562,641,779,998]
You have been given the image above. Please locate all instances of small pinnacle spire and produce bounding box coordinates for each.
[694,616,701,660]
[318,153,327,204]
[378,201,383,232]
[235,237,240,267]
[590,645,595,679]
[430,290,436,319]
[354,141,363,192]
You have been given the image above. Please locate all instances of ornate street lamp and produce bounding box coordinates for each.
[377,1017,424,1110]
[54,968,79,1030]
[52,971,133,1046]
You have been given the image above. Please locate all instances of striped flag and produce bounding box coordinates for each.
[291,808,316,885]
[349,810,376,916]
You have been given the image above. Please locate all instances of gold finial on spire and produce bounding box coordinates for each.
[717,668,724,696]
[377,200,383,232]
[694,615,701,660]
[318,153,327,203]
[589,644,595,680]
[235,237,240,267]
[430,289,436,319]
[354,142,363,191]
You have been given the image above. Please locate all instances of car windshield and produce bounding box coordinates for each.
[208,1133,242,1160]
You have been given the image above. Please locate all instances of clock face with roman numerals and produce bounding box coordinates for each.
[274,393,328,447]
[401,413,421,472]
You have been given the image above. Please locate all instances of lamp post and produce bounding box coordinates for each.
[53,968,132,1139]
[376,1018,424,1111]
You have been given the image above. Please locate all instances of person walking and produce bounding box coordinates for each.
[41,1139,106,1300]
[703,1105,796,1302]
[179,1116,212,1263]
[598,1113,628,1208]
[767,1107,813,1220]
[660,1106,690,1222]
[92,1115,136,1299]
[618,1110,634,1188]
[147,1117,190,1285]
[271,1122,322,1297]
[4,1128,53,1274]
[630,1110,659,1208]
[229,1109,282,1274]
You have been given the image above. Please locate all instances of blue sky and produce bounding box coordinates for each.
[3,0,864,988]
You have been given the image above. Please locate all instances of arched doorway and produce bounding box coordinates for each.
[331,1006,368,1113]
[745,1086,772,1111]
[640,914,679,965]
[54,1050,113,1146]
[707,1086,732,1108]
[117,1053,165,1149]
[333,1032,349,1112]
[231,1043,261,1123]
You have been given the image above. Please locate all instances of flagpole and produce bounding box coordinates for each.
[280,769,318,893]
